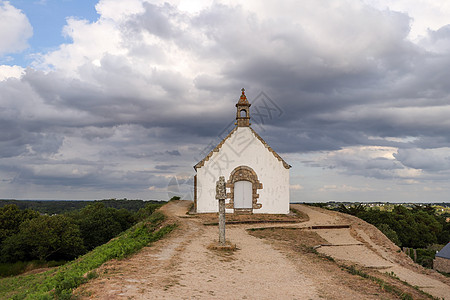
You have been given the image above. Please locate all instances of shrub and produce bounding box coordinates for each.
[135,203,163,221]
[377,224,401,246]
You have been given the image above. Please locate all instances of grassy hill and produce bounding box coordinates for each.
[0,210,176,299]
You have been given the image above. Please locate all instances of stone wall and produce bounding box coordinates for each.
[433,257,450,273]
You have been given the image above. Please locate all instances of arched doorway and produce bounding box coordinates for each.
[226,166,262,213]
[234,180,252,208]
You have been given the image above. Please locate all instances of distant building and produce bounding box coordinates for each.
[193,89,291,214]
[433,242,450,273]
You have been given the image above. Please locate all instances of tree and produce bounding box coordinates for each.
[1,215,85,262]
[348,205,444,249]
[0,204,39,244]
[69,203,134,250]
[377,224,401,246]
[135,203,162,221]
[437,215,450,244]
[337,203,365,216]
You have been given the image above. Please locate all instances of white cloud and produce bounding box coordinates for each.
[321,146,421,180]
[0,65,25,80]
[329,146,397,160]
[37,17,125,75]
[95,0,145,21]
[0,1,32,56]
[319,184,374,192]
[290,184,303,190]
[363,0,450,40]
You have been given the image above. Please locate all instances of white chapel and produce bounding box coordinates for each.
[193,89,291,214]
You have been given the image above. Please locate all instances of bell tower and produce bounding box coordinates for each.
[236,88,251,127]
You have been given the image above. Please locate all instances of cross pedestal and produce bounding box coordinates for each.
[216,176,226,246]
[218,198,225,245]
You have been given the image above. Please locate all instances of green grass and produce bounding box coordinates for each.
[0,211,176,299]
[343,265,415,300]
[438,270,450,277]
[289,207,308,220]
[0,260,66,278]
[385,270,442,300]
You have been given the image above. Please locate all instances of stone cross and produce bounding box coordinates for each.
[215,176,226,246]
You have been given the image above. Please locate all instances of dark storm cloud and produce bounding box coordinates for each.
[18,65,228,139]
[8,162,169,190]
[394,149,450,172]
[131,2,183,39]
[0,119,63,158]
[328,155,405,180]
[2,0,450,197]
[178,2,448,156]
[165,150,180,156]
[0,120,29,157]
[154,164,178,171]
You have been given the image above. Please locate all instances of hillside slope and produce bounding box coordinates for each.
[291,204,450,299]
[75,201,450,299]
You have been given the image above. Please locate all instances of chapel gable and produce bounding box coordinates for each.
[194,89,291,214]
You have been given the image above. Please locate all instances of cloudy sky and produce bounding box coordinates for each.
[1,0,450,202]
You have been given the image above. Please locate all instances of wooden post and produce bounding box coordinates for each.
[216,176,226,246]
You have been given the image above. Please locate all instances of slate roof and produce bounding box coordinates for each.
[436,242,450,259]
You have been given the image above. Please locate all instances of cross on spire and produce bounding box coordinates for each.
[236,88,251,127]
[238,88,248,104]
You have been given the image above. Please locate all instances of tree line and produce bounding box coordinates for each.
[323,204,450,248]
[0,198,163,215]
[0,201,163,270]
[312,203,450,268]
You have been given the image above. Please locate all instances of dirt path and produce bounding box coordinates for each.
[291,205,450,300]
[160,225,318,299]
[77,201,320,299]
[76,201,450,299]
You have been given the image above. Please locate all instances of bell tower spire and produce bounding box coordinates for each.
[236,88,251,127]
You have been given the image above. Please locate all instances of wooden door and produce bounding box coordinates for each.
[234,180,252,208]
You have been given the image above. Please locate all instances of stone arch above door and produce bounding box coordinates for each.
[226,165,262,212]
